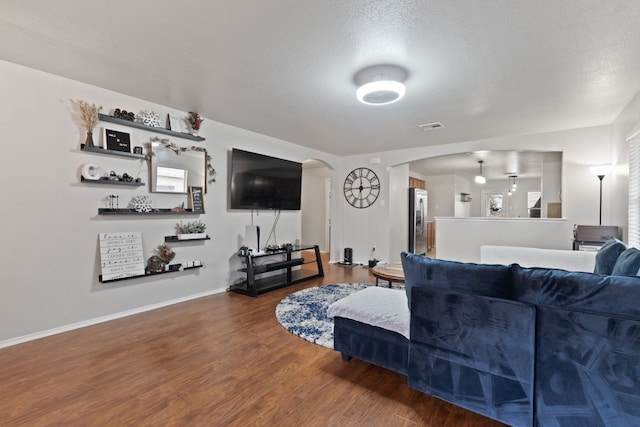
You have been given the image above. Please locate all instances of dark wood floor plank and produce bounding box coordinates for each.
[0,260,505,426]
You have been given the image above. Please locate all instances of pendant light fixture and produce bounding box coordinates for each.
[507,175,517,195]
[475,160,486,184]
[354,64,408,106]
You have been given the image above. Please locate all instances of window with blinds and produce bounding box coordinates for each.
[629,136,640,247]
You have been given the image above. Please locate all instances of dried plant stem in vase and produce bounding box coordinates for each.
[74,99,102,148]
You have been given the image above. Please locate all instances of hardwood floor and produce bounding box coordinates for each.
[0,260,505,426]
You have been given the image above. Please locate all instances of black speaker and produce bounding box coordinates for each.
[344,248,353,265]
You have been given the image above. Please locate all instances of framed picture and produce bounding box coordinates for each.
[133,146,143,155]
[189,186,205,213]
[102,128,131,153]
[167,113,185,133]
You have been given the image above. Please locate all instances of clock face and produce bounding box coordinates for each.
[343,167,380,208]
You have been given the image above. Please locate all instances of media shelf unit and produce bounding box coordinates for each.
[230,244,324,297]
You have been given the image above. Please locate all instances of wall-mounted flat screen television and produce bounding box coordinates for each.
[230,148,303,210]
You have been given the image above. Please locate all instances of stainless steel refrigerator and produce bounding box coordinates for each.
[409,188,428,255]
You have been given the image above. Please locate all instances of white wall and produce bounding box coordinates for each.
[436,218,570,263]
[389,164,409,263]
[0,60,339,345]
[333,158,389,265]
[454,175,472,217]
[424,175,456,220]
[541,160,562,218]
[301,165,332,251]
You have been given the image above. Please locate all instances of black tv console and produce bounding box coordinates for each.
[230,244,324,297]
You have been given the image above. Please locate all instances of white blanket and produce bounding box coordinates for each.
[327,286,410,339]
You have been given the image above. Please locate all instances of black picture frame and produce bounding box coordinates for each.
[190,186,205,213]
[103,128,131,153]
[133,146,143,155]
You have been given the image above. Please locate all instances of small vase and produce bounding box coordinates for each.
[190,128,198,137]
[85,130,95,148]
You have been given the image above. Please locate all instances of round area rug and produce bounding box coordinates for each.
[275,283,371,349]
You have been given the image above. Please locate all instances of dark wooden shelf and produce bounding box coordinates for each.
[99,264,202,283]
[164,235,211,242]
[229,270,320,296]
[81,144,147,159]
[99,113,205,141]
[98,208,199,216]
[81,176,144,186]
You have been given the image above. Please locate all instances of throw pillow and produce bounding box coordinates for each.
[611,247,640,276]
[400,252,513,309]
[594,238,627,275]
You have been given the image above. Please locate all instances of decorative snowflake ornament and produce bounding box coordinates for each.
[129,195,153,212]
[139,110,161,128]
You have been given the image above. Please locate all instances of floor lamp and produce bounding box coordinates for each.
[590,166,612,225]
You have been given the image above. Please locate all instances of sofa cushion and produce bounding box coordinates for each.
[512,264,640,317]
[594,238,627,275]
[400,252,513,308]
[611,247,640,276]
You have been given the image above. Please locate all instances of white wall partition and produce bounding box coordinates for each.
[435,217,570,263]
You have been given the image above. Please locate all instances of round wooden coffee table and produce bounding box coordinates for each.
[371,263,405,287]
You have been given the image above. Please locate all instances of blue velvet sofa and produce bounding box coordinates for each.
[329,246,640,427]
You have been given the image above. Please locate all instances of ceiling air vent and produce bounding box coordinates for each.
[418,122,445,131]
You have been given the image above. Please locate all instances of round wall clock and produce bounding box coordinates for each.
[343,167,380,208]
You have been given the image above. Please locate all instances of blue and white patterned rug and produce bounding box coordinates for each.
[275,283,372,349]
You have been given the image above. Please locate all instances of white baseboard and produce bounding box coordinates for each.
[0,288,226,349]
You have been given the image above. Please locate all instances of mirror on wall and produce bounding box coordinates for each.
[150,141,207,193]
[409,150,562,219]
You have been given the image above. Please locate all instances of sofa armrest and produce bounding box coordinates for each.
[409,286,535,427]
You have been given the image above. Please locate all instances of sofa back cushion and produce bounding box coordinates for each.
[512,264,640,317]
[400,252,513,308]
[611,247,640,276]
[594,238,627,275]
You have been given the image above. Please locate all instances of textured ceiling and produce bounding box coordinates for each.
[1,1,640,156]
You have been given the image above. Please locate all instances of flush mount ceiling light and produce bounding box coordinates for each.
[354,64,408,106]
[475,160,486,184]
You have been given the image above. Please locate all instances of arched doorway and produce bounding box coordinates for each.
[301,160,332,255]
